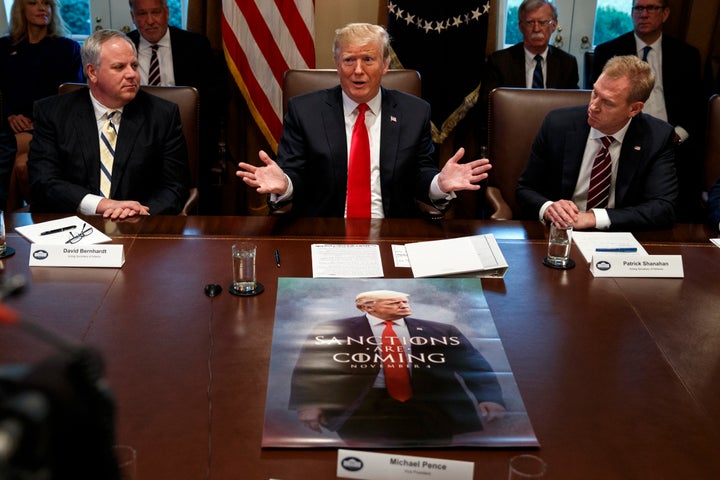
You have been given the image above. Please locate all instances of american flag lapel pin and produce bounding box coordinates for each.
[634,146,641,151]
[390,115,397,123]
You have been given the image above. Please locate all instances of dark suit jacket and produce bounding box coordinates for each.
[288,315,504,434]
[128,27,229,170]
[476,43,579,142]
[277,86,440,218]
[516,105,678,230]
[590,32,703,138]
[28,88,189,214]
[708,178,720,228]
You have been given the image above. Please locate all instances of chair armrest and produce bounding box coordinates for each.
[181,187,199,215]
[486,186,513,220]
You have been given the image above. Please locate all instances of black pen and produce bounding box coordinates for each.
[40,225,76,236]
[274,249,281,268]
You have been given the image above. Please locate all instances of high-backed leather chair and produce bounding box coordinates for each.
[704,94,720,197]
[8,83,200,214]
[486,87,592,219]
[282,69,421,116]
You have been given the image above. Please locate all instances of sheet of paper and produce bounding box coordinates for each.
[711,238,720,248]
[572,231,647,263]
[15,216,112,245]
[391,244,410,267]
[311,244,384,278]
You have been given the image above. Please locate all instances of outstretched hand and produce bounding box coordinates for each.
[236,150,289,195]
[437,147,491,193]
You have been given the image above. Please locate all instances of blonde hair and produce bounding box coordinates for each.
[355,290,409,310]
[333,23,390,63]
[9,0,69,44]
[601,55,655,103]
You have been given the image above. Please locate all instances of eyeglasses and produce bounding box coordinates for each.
[632,5,665,13]
[520,19,555,28]
[66,223,94,244]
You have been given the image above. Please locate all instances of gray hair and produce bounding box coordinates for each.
[518,0,559,21]
[81,29,137,73]
[128,0,168,11]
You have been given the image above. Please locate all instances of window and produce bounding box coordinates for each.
[3,0,186,38]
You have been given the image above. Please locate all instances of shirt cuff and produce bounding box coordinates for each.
[79,194,103,215]
[592,208,611,230]
[539,201,553,222]
[429,174,456,203]
[674,125,689,144]
[270,174,293,204]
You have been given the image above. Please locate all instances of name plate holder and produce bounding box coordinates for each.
[29,244,125,268]
[590,254,683,278]
[336,449,474,480]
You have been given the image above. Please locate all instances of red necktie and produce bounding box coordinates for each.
[382,320,412,402]
[347,103,371,218]
[587,136,614,209]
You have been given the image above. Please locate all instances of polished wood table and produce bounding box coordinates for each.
[1,214,719,479]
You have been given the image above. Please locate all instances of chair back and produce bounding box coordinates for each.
[487,87,592,219]
[282,69,421,116]
[705,94,720,193]
[58,83,200,214]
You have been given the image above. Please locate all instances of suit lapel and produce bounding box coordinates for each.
[561,110,591,198]
[615,116,644,205]
[321,87,349,203]
[110,96,143,197]
[71,90,103,192]
[379,87,400,201]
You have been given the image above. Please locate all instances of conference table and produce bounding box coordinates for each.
[1,213,719,479]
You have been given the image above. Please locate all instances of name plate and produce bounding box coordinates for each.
[590,254,683,278]
[29,244,125,268]
[337,449,473,480]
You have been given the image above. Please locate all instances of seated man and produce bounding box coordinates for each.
[516,55,677,231]
[28,29,189,219]
[236,23,490,218]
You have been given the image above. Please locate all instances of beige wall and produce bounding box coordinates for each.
[314,0,380,68]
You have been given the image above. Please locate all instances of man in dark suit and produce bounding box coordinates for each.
[289,290,506,446]
[708,179,720,230]
[128,0,229,212]
[590,0,705,221]
[516,55,677,231]
[28,29,189,218]
[475,0,579,144]
[236,23,491,218]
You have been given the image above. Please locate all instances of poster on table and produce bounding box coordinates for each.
[262,277,538,448]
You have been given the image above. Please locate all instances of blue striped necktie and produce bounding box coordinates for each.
[148,44,161,86]
[532,55,544,89]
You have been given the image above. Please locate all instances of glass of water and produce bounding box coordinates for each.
[545,222,573,268]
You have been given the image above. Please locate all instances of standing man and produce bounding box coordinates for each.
[236,23,491,218]
[128,0,229,212]
[28,29,189,218]
[591,0,705,221]
[289,290,506,446]
[516,55,677,231]
[475,0,579,143]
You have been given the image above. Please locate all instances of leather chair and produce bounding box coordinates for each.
[704,94,720,197]
[282,68,421,116]
[9,83,200,214]
[486,87,592,219]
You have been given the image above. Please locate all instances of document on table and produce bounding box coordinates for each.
[15,216,111,245]
[572,231,647,263]
[711,238,720,248]
[403,234,508,278]
[311,244,384,278]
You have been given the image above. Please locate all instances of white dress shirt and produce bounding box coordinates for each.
[524,47,548,89]
[137,29,175,86]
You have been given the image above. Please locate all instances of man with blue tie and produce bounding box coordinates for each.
[591,0,705,221]
[28,29,189,219]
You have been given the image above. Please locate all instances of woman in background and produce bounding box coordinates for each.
[0,0,83,210]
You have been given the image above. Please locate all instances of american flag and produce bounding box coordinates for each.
[222,0,316,152]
